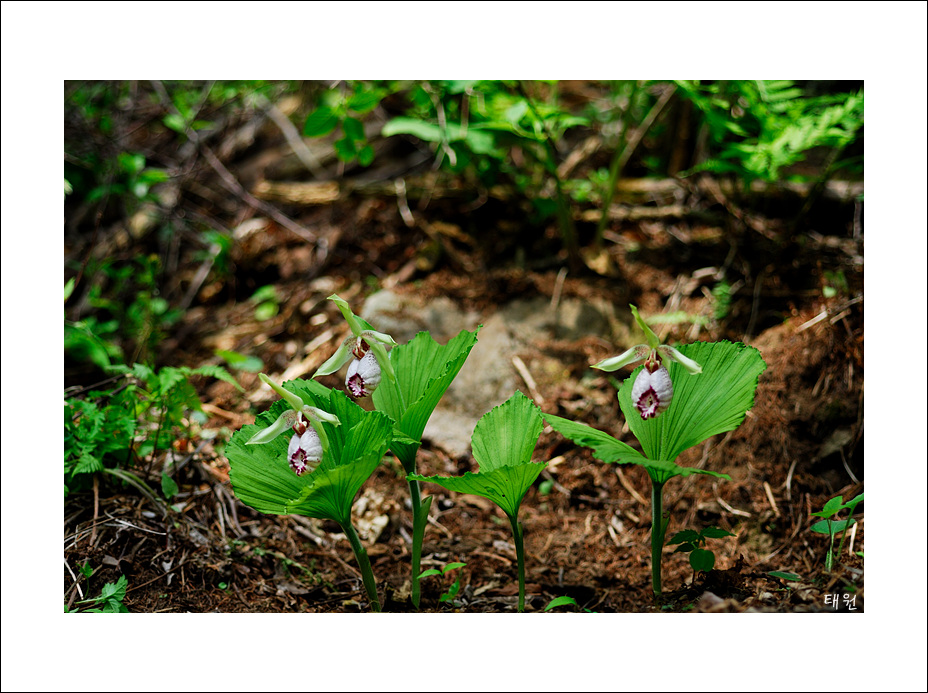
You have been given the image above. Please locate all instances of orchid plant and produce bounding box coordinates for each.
[411,391,547,612]
[226,375,393,611]
[545,305,766,596]
[313,294,480,609]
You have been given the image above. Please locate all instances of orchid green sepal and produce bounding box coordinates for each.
[314,336,357,378]
[631,304,661,350]
[246,409,300,446]
[593,344,651,372]
[260,372,305,411]
[657,344,702,374]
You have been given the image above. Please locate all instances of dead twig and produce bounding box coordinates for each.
[512,355,544,406]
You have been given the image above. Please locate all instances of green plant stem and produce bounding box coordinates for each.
[508,513,526,612]
[407,479,432,610]
[650,480,667,596]
[341,520,381,612]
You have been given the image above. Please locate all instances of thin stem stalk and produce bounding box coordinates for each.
[508,513,526,612]
[650,479,666,596]
[341,520,381,612]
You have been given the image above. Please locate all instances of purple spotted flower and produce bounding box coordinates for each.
[346,351,382,398]
[593,305,701,421]
[313,294,396,399]
[247,374,339,476]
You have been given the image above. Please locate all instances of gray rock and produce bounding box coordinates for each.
[361,289,620,457]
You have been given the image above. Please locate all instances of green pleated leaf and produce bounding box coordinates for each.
[543,413,730,484]
[410,392,545,518]
[410,464,547,519]
[226,381,392,525]
[472,391,544,472]
[372,327,480,468]
[620,341,766,464]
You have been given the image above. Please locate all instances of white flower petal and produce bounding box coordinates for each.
[631,366,673,420]
[346,352,382,397]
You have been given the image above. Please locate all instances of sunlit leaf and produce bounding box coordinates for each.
[410,392,545,518]
[373,327,480,469]
[543,413,730,484]
[226,382,392,525]
[620,341,766,465]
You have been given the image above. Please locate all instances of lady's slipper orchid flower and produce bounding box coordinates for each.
[247,373,339,475]
[314,294,397,398]
[593,305,701,420]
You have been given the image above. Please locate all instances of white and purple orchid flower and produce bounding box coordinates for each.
[246,374,339,476]
[593,305,702,420]
[313,294,396,398]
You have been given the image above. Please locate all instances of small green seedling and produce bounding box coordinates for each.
[314,294,480,609]
[226,376,393,612]
[811,492,863,572]
[418,562,467,604]
[70,574,130,613]
[667,526,736,581]
[411,392,547,612]
[543,595,593,613]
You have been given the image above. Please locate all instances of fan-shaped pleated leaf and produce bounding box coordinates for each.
[543,413,730,484]
[472,391,544,472]
[410,463,547,519]
[372,327,479,468]
[619,341,765,466]
[410,391,545,518]
[226,381,392,525]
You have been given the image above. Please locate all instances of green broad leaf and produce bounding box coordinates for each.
[472,391,544,473]
[334,136,357,162]
[673,542,696,553]
[372,327,480,469]
[439,579,461,602]
[544,595,579,612]
[690,548,716,573]
[701,527,736,539]
[768,570,801,581]
[442,562,467,574]
[343,116,365,143]
[161,473,179,500]
[226,383,392,525]
[418,569,442,579]
[216,349,264,373]
[303,106,339,137]
[410,392,546,518]
[64,278,76,302]
[347,89,386,114]
[411,464,547,520]
[812,495,845,518]
[620,341,766,466]
[543,413,730,484]
[811,518,855,535]
[842,492,864,513]
[357,144,375,167]
[667,530,700,545]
